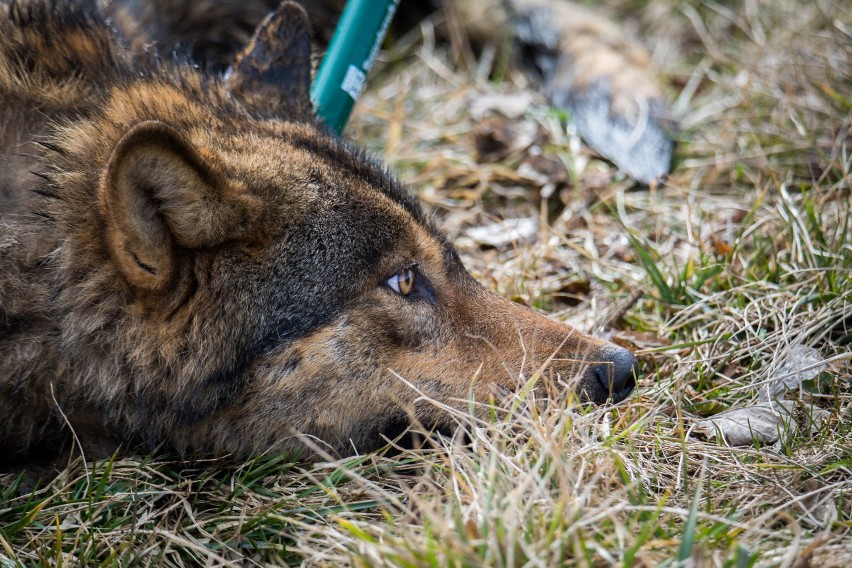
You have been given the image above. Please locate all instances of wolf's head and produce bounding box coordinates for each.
[42,2,635,458]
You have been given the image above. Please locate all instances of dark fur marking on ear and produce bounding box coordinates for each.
[131,251,158,275]
[32,140,67,156]
[30,188,60,200]
[31,210,54,221]
[29,170,56,183]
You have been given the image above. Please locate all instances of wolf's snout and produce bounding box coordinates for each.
[587,346,637,403]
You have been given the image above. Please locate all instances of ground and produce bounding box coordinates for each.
[1,0,850,565]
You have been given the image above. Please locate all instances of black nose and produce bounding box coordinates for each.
[589,346,637,403]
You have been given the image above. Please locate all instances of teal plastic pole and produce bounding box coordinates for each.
[310,0,401,135]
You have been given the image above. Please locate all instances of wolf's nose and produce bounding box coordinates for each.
[589,346,637,403]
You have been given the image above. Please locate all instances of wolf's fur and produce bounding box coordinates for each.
[0,0,635,466]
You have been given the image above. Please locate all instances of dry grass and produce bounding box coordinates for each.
[1,0,850,565]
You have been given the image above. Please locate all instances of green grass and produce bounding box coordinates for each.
[2,0,851,565]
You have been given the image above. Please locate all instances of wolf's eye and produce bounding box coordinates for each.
[388,268,415,296]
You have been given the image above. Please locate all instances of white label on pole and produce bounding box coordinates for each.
[341,65,367,100]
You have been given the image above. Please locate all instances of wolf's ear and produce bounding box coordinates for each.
[226,1,313,118]
[101,121,259,291]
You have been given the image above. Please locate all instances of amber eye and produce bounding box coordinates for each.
[387,268,415,296]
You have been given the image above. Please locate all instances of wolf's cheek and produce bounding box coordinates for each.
[372,300,443,354]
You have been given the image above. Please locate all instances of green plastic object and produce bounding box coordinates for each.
[310,0,401,135]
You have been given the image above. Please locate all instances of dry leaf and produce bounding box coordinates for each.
[760,344,827,402]
[693,401,832,446]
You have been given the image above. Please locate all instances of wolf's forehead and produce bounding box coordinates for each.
[219,123,445,257]
[271,128,428,225]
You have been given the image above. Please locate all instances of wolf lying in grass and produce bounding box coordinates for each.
[0,0,636,467]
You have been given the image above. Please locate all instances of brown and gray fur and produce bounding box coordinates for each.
[0,0,636,467]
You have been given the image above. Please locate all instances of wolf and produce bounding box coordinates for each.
[0,0,636,466]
